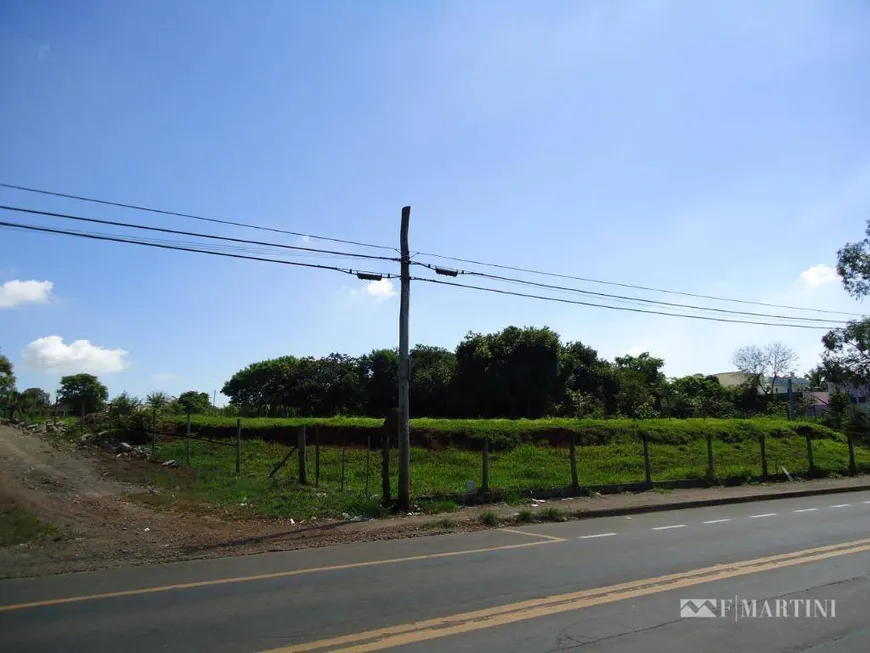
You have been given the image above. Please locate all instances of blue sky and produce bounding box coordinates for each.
[1,0,869,404]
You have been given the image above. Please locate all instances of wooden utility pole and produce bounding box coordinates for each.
[397,206,411,511]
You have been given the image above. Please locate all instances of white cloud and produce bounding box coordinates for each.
[799,264,839,288]
[21,336,130,375]
[366,279,397,301]
[299,235,312,244]
[152,372,178,381]
[0,280,53,308]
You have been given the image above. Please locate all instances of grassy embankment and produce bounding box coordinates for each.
[134,417,870,520]
[0,500,56,547]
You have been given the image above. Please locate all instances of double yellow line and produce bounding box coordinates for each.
[265,537,870,653]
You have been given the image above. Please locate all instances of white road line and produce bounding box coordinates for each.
[703,519,731,524]
[578,533,617,539]
[793,508,818,513]
[652,524,686,531]
[750,513,778,519]
[831,504,851,508]
[864,501,870,505]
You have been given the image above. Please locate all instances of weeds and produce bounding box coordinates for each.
[0,502,56,547]
[540,507,567,522]
[418,499,460,514]
[515,509,535,523]
[121,425,870,522]
[480,511,499,527]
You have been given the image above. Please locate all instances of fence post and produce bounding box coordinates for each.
[706,433,715,481]
[760,433,768,479]
[806,434,815,476]
[235,418,241,475]
[482,437,490,493]
[340,431,346,491]
[315,426,321,488]
[382,429,391,503]
[569,433,579,491]
[185,412,191,466]
[642,432,652,487]
[847,430,857,475]
[298,425,307,485]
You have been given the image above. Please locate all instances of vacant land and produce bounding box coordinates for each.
[3,421,869,577]
[145,429,870,520]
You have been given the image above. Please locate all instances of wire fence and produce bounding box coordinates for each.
[142,417,869,504]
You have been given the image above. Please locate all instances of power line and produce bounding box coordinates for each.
[0,205,400,263]
[3,181,859,318]
[414,263,847,325]
[412,276,836,330]
[0,221,397,278]
[414,252,862,318]
[0,182,395,252]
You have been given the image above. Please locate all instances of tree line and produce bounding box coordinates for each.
[218,329,796,420]
[3,219,870,427]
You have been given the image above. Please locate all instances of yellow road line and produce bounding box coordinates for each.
[264,537,870,653]
[0,539,559,613]
[499,528,567,542]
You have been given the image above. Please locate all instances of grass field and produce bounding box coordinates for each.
[144,432,870,520]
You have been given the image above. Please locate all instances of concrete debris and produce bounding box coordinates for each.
[143,527,151,532]
[161,460,178,468]
[118,442,133,452]
[341,512,351,520]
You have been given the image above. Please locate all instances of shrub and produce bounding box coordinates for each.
[516,509,535,523]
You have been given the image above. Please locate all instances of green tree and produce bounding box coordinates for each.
[0,353,15,407]
[454,326,562,418]
[614,352,665,387]
[836,218,870,298]
[145,391,171,413]
[58,374,108,415]
[822,321,870,385]
[409,345,456,417]
[614,370,656,419]
[559,341,616,414]
[360,349,398,416]
[806,365,827,391]
[111,392,142,416]
[820,220,870,386]
[176,390,211,414]
[19,387,50,412]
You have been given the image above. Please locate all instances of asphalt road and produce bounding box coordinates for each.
[2,490,869,653]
